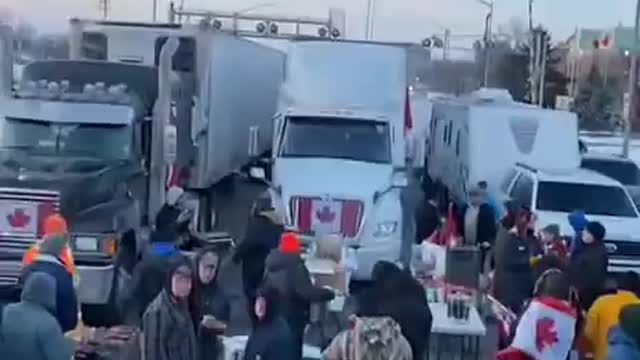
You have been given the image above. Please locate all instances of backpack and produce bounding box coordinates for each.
[353,317,411,360]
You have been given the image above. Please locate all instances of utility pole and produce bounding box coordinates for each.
[99,0,108,19]
[477,0,493,87]
[623,0,640,158]
[153,0,158,21]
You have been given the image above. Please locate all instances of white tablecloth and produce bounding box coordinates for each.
[430,302,487,337]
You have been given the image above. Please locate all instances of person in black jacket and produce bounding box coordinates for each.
[21,234,78,333]
[570,221,609,311]
[264,232,334,359]
[244,284,294,360]
[374,263,433,360]
[493,207,534,314]
[458,185,497,272]
[233,198,284,314]
[415,191,440,243]
[195,248,230,360]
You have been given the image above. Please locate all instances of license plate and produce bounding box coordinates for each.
[75,237,98,251]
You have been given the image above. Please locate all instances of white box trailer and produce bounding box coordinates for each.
[428,88,581,203]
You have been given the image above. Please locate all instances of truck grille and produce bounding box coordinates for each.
[0,187,60,252]
[290,196,364,238]
[604,240,640,258]
[0,259,23,286]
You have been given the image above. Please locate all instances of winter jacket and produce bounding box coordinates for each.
[197,277,231,360]
[606,325,640,360]
[263,250,334,327]
[21,254,78,333]
[123,237,181,325]
[1,272,73,360]
[323,316,413,360]
[570,241,608,311]
[584,291,640,360]
[233,214,283,300]
[458,203,497,246]
[243,316,294,360]
[568,211,588,257]
[143,289,198,360]
[493,231,534,313]
[415,200,440,243]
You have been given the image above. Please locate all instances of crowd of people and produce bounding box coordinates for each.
[1,177,640,360]
[417,180,640,360]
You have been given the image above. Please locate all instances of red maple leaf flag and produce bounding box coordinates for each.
[535,317,559,352]
[316,206,336,223]
[7,208,31,228]
[510,297,577,360]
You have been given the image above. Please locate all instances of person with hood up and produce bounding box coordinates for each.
[373,262,432,360]
[323,290,413,360]
[607,304,640,359]
[497,269,577,360]
[233,194,284,311]
[493,207,535,313]
[21,233,78,333]
[195,247,230,360]
[570,221,609,311]
[584,271,640,360]
[1,272,73,360]
[23,214,77,277]
[122,210,182,325]
[243,284,294,360]
[568,210,588,257]
[143,257,198,360]
[263,232,335,359]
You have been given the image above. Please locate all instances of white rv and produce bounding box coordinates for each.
[428,88,581,204]
[253,40,412,280]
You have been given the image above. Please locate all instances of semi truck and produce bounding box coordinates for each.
[251,40,418,280]
[0,22,284,326]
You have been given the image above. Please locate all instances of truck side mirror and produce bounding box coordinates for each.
[164,124,177,165]
[249,166,266,180]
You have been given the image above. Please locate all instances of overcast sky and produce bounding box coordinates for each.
[2,0,638,43]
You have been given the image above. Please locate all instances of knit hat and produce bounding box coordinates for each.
[586,221,606,242]
[279,232,301,254]
[620,304,640,346]
[542,224,560,238]
[43,214,68,236]
[39,234,68,257]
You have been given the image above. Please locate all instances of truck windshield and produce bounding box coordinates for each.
[281,116,391,163]
[536,181,638,217]
[581,158,640,186]
[0,117,131,161]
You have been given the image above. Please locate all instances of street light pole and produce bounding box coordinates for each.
[477,0,493,87]
[623,0,640,158]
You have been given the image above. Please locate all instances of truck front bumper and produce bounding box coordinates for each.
[350,235,403,281]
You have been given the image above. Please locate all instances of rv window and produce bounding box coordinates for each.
[537,182,637,217]
[455,130,461,156]
[154,36,196,72]
[81,32,108,60]
[510,174,533,208]
[442,123,448,143]
[501,168,518,193]
[447,122,453,145]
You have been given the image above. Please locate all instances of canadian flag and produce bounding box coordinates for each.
[310,199,342,236]
[507,297,577,360]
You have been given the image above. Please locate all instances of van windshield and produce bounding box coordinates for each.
[280,116,391,163]
[536,181,638,217]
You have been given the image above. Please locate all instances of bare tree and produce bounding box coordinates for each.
[498,17,528,46]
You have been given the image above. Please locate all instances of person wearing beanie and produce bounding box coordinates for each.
[21,234,78,333]
[568,210,588,257]
[607,304,640,359]
[585,272,640,360]
[570,221,609,311]
[264,232,335,359]
[22,214,76,276]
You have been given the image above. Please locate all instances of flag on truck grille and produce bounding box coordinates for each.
[292,196,363,238]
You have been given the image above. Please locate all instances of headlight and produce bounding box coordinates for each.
[374,221,398,237]
[74,236,99,252]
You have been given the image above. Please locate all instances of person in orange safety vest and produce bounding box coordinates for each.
[22,214,77,276]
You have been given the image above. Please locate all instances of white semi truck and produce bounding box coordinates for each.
[0,21,284,326]
[251,40,417,280]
